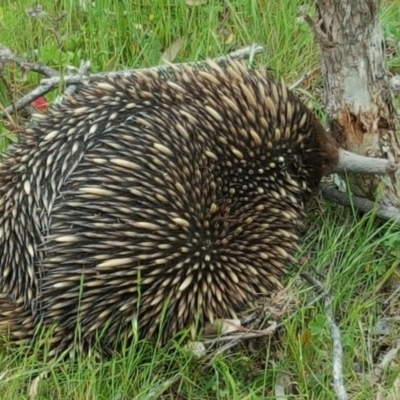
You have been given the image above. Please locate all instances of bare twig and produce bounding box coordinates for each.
[325,293,348,400]
[320,184,400,226]
[203,322,277,366]
[370,340,400,384]
[203,323,277,367]
[0,102,21,131]
[289,70,314,90]
[0,43,59,78]
[383,285,400,304]
[301,273,348,400]
[2,84,56,116]
[202,323,277,346]
[54,61,92,104]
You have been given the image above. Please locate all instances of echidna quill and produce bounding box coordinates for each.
[0,57,396,357]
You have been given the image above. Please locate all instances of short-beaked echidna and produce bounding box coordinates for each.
[0,58,342,355]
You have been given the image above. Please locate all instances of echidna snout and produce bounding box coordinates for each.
[0,58,340,355]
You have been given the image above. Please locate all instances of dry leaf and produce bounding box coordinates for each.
[185,0,207,5]
[161,37,185,63]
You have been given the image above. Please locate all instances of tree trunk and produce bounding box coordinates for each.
[308,0,400,207]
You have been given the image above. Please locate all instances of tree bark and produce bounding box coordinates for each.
[308,0,400,207]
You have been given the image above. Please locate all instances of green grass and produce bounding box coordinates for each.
[1,0,400,398]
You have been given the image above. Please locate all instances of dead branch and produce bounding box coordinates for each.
[54,61,92,103]
[333,149,398,175]
[0,43,59,78]
[320,184,400,226]
[2,44,265,115]
[1,83,55,117]
[202,322,277,346]
[301,273,348,400]
[325,292,348,400]
[40,44,265,86]
[202,323,278,367]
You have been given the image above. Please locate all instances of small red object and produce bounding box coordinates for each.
[31,96,49,111]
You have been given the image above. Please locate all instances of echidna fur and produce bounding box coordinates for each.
[0,58,340,356]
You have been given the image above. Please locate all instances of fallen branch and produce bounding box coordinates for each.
[2,44,265,115]
[40,44,265,86]
[203,321,277,346]
[1,79,56,117]
[301,273,348,400]
[320,184,400,226]
[324,292,348,400]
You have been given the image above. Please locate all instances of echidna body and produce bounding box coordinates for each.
[0,58,339,355]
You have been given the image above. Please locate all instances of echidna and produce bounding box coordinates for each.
[0,57,380,356]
